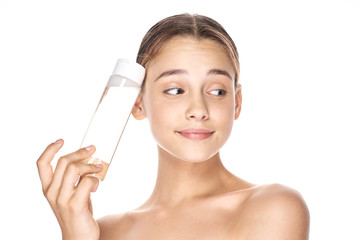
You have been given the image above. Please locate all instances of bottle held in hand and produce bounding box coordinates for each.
[80,59,145,181]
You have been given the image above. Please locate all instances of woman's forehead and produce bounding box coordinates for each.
[147,37,234,75]
[156,36,227,57]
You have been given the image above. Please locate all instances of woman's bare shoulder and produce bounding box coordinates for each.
[238,183,310,239]
[248,183,307,203]
[97,212,135,240]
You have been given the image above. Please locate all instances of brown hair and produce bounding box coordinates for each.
[136,13,240,86]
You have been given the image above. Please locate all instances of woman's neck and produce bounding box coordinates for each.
[140,146,243,208]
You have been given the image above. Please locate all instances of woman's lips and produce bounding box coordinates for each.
[176,128,215,140]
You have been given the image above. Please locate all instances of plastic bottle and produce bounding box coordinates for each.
[80,59,145,181]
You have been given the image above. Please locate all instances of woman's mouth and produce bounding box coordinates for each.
[176,128,215,140]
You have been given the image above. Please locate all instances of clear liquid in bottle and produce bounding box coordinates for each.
[80,59,145,181]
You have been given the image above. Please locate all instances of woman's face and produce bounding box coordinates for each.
[133,37,241,162]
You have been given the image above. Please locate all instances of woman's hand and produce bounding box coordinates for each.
[37,139,103,240]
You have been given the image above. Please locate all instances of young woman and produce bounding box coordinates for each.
[37,13,310,239]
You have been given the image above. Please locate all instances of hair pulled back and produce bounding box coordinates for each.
[137,13,240,85]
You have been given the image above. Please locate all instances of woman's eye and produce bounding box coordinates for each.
[164,88,185,95]
[209,89,227,96]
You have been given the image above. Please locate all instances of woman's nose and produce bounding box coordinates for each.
[185,95,209,121]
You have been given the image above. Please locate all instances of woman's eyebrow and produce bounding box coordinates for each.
[155,69,188,81]
[155,68,232,81]
[207,69,233,80]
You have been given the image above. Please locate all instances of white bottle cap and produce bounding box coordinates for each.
[112,59,145,86]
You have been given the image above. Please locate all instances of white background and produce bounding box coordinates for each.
[1,0,359,239]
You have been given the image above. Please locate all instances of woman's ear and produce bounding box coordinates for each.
[132,93,146,120]
[234,84,242,120]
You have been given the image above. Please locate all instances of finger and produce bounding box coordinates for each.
[88,196,94,215]
[71,176,100,209]
[36,139,64,192]
[57,162,102,201]
[50,145,96,194]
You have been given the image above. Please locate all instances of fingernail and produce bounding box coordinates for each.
[95,164,103,168]
[85,145,94,151]
[55,139,62,144]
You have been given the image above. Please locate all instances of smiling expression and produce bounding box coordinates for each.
[133,37,241,162]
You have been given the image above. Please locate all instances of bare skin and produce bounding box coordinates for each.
[97,152,309,240]
[37,37,309,239]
